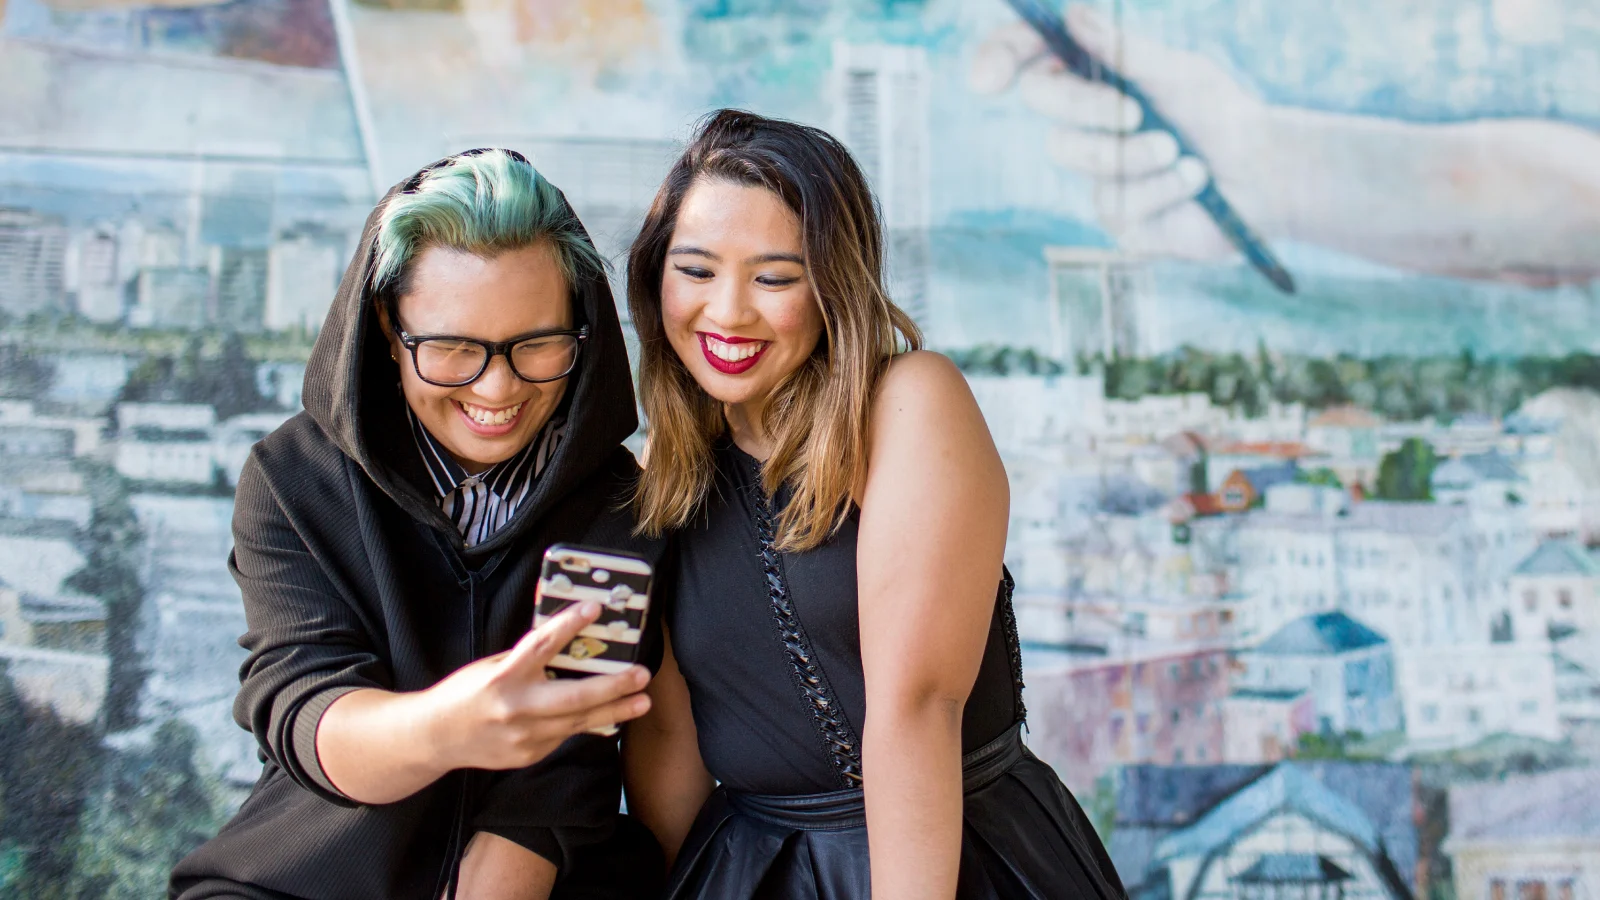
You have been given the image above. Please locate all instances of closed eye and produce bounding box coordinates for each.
[674,264,713,280]
[756,275,801,287]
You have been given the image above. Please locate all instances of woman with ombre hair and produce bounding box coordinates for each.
[622,110,1127,900]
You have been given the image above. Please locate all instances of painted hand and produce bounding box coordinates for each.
[970,4,1284,261]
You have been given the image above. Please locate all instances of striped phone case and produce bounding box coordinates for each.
[535,543,653,682]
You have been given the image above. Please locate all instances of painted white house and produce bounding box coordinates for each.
[1445,767,1600,900]
[1235,612,1403,738]
[1505,540,1600,642]
[1397,643,1561,749]
[1152,763,1414,900]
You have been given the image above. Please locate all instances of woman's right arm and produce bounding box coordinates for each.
[231,454,650,807]
[621,628,714,865]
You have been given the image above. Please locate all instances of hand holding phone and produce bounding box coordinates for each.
[534,544,654,734]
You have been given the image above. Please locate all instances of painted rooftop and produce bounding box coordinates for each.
[1253,611,1388,656]
[1448,767,1600,844]
[1512,540,1600,578]
[1154,763,1382,863]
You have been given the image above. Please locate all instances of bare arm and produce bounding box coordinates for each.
[623,628,715,866]
[857,351,1011,900]
[453,832,558,900]
[317,603,651,804]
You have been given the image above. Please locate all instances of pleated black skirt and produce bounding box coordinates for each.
[662,727,1128,900]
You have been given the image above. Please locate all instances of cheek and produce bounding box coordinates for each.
[659,280,698,336]
[768,291,824,352]
[399,370,454,413]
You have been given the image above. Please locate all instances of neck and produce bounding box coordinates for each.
[724,398,773,461]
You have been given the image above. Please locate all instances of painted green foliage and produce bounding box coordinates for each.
[1375,438,1438,502]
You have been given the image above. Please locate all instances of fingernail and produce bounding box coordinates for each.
[633,667,650,686]
[579,601,600,618]
[1177,156,1209,188]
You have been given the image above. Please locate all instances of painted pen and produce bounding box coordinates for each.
[1003,0,1297,294]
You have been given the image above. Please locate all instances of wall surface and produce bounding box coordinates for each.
[1,0,1599,896]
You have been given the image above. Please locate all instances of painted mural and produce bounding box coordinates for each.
[1,0,1599,895]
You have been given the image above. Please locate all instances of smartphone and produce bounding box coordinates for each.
[535,542,653,682]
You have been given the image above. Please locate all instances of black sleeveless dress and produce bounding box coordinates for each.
[660,442,1128,899]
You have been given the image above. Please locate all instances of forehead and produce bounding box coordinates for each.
[396,242,573,338]
[673,179,802,253]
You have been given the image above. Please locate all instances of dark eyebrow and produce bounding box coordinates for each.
[668,246,720,261]
[746,252,804,265]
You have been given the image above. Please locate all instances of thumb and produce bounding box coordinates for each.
[969,21,1046,94]
[502,601,601,674]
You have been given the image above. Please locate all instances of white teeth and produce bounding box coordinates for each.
[458,401,522,426]
[705,336,767,362]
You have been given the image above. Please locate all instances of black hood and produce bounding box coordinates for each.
[301,154,639,558]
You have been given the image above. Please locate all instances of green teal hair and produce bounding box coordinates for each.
[370,149,603,302]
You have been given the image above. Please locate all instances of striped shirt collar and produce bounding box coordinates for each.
[405,405,566,547]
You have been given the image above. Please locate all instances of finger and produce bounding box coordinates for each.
[576,692,653,736]
[1047,127,1179,178]
[1120,203,1236,260]
[533,665,651,718]
[502,601,601,672]
[1018,61,1142,131]
[969,21,1046,94]
[1095,156,1209,234]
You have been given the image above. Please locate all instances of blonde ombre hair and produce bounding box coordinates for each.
[628,110,922,551]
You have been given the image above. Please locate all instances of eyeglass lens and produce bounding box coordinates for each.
[414,335,580,385]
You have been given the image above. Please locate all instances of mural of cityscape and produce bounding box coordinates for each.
[2,0,1599,895]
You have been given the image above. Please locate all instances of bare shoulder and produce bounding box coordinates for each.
[867,351,1001,486]
[872,350,982,424]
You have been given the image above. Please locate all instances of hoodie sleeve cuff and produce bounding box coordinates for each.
[290,685,365,801]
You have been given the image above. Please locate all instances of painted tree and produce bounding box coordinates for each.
[1375,437,1438,501]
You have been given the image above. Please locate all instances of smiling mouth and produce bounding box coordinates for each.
[699,333,770,375]
[456,399,524,429]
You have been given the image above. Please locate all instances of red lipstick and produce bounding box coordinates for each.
[698,333,768,375]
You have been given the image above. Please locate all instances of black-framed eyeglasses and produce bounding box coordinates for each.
[392,317,588,387]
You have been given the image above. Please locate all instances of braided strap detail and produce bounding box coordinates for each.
[749,479,864,787]
[998,568,1027,724]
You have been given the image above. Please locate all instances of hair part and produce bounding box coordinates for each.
[629,109,922,551]
[371,149,604,309]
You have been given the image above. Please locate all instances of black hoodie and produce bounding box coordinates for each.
[170,158,666,900]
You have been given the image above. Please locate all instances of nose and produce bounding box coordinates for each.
[470,353,521,404]
[701,274,760,333]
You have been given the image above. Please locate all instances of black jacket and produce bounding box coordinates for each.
[170,158,665,900]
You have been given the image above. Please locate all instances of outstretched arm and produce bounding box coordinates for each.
[857,351,1011,900]
[971,4,1600,285]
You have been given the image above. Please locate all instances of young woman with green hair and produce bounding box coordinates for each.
[171,149,667,900]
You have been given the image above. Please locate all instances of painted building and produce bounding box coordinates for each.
[1397,643,1561,748]
[1505,540,1600,641]
[1112,762,1418,900]
[1235,612,1403,737]
[1215,499,1534,648]
[1446,768,1600,900]
[1025,636,1232,793]
[1222,688,1316,764]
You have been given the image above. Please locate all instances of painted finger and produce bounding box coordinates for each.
[1018,61,1142,131]
[1119,202,1236,260]
[1095,156,1209,234]
[1047,127,1180,179]
[969,21,1047,94]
